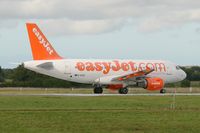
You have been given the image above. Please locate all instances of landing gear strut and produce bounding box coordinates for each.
[160,89,166,94]
[118,87,128,94]
[94,86,103,94]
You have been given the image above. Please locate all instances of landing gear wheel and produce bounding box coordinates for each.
[94,87,103,94]
[160,89,166,94]
[118,87,128,94]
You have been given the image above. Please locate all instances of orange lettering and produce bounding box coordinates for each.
[112,60,121,71]
[139,63,145,71]
[154,63,166,72]
[128,61,137,72]
[121,62,129,71]
[86,62,95,71]
[146,63,155,70]
[76,62,85,71]
[75,61,167,74]
[102,62,111,74]
[94,62,103,71]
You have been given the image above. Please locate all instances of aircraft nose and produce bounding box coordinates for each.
[181,70,187,80]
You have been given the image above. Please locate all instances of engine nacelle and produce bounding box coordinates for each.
[137,78,164,91]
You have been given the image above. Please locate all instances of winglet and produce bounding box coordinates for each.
[26,23,62,60]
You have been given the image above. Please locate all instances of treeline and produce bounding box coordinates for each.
[181,66,200,81]
[0,65,200,88]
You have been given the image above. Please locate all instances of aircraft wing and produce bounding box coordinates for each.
[111,68,154,81]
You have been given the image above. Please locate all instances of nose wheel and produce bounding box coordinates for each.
[118,87,128,94]
[160,89,166,94]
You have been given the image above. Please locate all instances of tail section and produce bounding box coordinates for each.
[26,23,62,60]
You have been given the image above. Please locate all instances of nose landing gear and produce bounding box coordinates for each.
[118,87,129,94]
[160,89,166,94]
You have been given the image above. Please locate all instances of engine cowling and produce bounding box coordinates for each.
[137,78,164,91]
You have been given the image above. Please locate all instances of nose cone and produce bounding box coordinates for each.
[181,70,187,80]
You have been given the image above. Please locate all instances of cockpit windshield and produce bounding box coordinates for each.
[176,65,181,70]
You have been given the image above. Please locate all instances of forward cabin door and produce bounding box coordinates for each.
[64,61,72,79]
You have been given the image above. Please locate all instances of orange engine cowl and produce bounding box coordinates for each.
[145,78,164,91]
[107,84,123,90]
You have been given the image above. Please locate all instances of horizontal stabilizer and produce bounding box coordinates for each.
[37,62,53,70]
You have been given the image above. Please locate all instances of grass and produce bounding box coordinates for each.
[0,95,199,133]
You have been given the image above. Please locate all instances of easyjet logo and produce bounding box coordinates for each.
[33,28,54,55]
[75,60,166,74]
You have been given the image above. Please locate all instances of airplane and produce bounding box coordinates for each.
[24,23,187,94]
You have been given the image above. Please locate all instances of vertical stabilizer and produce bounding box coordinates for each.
[26,23,62,60]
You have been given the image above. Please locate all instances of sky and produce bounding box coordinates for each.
[0,0,200,68]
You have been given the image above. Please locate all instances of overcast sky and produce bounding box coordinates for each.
[0,0,200,68]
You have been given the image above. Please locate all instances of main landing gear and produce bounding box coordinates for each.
[160,89,166,94]
[118,87,129,94]
[94,86,103,94]
[93,85,129,94]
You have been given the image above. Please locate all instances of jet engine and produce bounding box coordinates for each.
[137,78,164,91]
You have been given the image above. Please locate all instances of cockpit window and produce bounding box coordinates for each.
[176,65,181,70]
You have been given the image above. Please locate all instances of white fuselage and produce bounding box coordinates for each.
[24,59,186,85]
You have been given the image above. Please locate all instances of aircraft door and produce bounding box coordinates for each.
[166,63,173,75]
[64,61,72,78]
